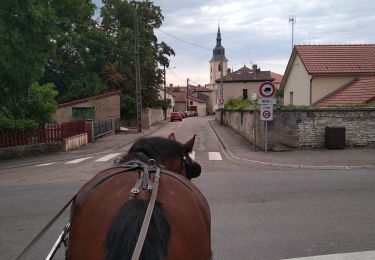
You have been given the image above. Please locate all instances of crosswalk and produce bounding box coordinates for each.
[35,151,223,167]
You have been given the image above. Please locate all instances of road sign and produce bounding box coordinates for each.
[259,82,276,98]
[257,98,277,105]
[260,105,273,121]
[219,97,224,105]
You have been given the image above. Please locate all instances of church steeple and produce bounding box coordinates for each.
[211,25,227,62]
[216,26,222,45]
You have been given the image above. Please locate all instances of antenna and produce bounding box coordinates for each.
[289,16,296,51]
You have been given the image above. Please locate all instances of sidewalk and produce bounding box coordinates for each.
[209,119,375,169]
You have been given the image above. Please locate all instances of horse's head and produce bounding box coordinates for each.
[167,133,201,179]
[116,133,201,180]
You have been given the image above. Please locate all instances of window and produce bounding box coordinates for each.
[218,63,222,71]
[289,92,294,105]
[190,100,193,105]
[242,89,248,100]
[72,107,95,120]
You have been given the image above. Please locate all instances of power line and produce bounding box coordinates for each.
[156,28,211,50]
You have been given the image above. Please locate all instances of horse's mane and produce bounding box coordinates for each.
[107,200,170,260]
[117,137,185,164]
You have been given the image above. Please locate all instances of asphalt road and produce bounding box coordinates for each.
[1,116,375,260]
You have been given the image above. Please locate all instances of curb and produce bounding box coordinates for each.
[208,120,375,170]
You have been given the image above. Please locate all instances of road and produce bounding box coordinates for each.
[1,116,375,260]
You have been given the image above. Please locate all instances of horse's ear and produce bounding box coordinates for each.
[168,133,175,140]
[184,135,196,153]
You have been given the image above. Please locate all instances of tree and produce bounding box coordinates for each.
[0,0,56,127]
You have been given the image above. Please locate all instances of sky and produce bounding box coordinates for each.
[94,0,375,86]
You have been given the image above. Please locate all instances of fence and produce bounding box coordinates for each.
[93,119,114,138]
[0,120,89,148]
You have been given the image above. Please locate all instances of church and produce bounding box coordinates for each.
[205,26,283,113]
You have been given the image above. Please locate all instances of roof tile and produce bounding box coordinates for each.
[295,44,375,74]
[317,77,375,105]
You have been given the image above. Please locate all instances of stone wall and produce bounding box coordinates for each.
[216,108,375,149]
[142,108,164,129]
[0,142,63,160]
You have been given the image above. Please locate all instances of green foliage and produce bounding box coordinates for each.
[27,83,58,124]
[0,116,38,131]
[225,98,254,110]
[121,94,136,120]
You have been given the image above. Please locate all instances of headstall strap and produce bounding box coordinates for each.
[128,159,159,199]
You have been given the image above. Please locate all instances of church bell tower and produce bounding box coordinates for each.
[209,26,228,84]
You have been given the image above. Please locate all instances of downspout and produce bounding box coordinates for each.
[309,75,314,105]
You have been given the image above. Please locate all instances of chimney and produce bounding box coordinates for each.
[169,83,173,87]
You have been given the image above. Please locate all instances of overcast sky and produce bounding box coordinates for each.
[94,0,375,86]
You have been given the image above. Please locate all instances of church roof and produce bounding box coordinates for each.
[216,65,273,82]
[210,26,228,62]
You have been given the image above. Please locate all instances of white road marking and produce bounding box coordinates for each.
[65,157,92,164]
[95,153,121,162]
[282,250,375,260]
[208,152,222,160]
[189,151,195,160]
[36,162,56,167]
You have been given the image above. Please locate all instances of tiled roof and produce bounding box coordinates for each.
[190,85,213,92]
[172,87,207,103]
[295,44,375,74]
[216,66,273,82]
[172,90,187,102]
[59,91,121,108]
[316,77,375,105]
[271,72,283,84]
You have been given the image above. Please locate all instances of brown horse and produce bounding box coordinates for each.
[67,134,211,260]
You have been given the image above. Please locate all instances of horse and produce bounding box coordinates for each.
[66,133,212,260]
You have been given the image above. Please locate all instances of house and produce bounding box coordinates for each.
[189,85,213,114]
[280,44,375,105]
[54,91,121,123]
[216,64,275,102]
[171,87,208,116]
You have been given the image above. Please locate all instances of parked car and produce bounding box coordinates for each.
[179,112,186,119]
[170,112,183,122]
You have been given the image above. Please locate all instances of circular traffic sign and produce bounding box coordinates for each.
[263,110,271,118]
[259,82,276,98]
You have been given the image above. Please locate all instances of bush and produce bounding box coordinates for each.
[225,98,254,110]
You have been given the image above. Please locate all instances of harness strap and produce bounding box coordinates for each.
[131,166,161,260]
[15,198,75,260]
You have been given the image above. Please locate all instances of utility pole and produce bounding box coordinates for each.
[163,65,167,120]
[289,16,296,51]
[134,6,142,132]
[186,78,189,111]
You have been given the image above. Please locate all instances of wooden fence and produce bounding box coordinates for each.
[0,120,91,148]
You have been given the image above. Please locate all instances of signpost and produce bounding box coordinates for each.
[219,97,224,109]
[258,82,276,152]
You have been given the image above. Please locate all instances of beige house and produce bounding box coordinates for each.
[280,45,375,105]
[216,65,277,102]
[54,91,121,123]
